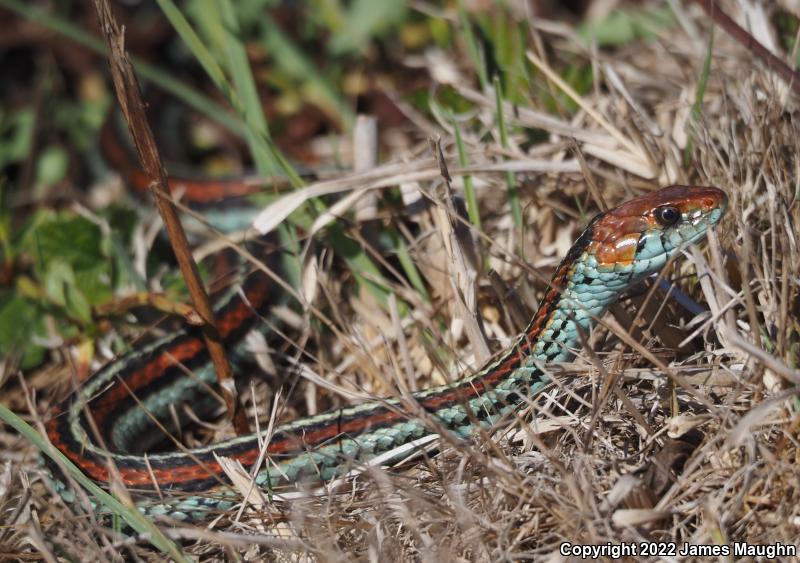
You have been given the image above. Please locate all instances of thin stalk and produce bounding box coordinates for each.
[494,77,523,232]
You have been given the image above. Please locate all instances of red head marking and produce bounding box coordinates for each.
[588,185,727,267]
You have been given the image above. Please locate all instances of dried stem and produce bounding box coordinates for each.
[93,0,247,434]
[693,0,800,96]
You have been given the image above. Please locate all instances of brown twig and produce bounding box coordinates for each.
[693,0,800,96]
[93,0,248,434]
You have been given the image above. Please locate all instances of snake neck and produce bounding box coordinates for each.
[516,221,633,367]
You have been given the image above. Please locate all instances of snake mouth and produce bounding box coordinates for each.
[685,185,728,224]
[676,186,728,246]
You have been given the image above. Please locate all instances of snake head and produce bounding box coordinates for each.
[586,185,727,278]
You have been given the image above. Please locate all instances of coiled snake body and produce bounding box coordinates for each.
[45,184,727,521]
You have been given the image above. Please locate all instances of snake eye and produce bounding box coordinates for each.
[655,206,680,226]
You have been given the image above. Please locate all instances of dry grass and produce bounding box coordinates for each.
[3,1,800,561]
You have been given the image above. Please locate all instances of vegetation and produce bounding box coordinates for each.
[0,0,798,559]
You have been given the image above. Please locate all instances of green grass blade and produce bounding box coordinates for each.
[218,0,304,186]
[0,0,244,136]
[0,404,189,562]
[327,227,396,310]
[453,119,481,230]
[457,0,488,90]
[387,228,430,303]
[493,77,522,232]
[684,24,714,164]
[155,0,232,100]
[309,0,346,33]
[216,0,280,177]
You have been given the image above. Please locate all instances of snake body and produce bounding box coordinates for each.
[45,184,727,521]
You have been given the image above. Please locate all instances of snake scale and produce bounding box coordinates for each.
[44,181,727,522]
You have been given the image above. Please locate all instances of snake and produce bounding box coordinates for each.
[43,181,727,522]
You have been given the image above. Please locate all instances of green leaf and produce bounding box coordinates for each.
[28,214,97,269]
[42,259,74,308]
[21,212,115,308]
[0,293,45,369]
[0,108,34,168]
[4,207,130,368]
[64,280,93,324]
[35,145,69,190]
[328,0,407,55]
[578,6,676,47]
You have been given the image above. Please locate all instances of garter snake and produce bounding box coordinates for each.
[44,181,727,522]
